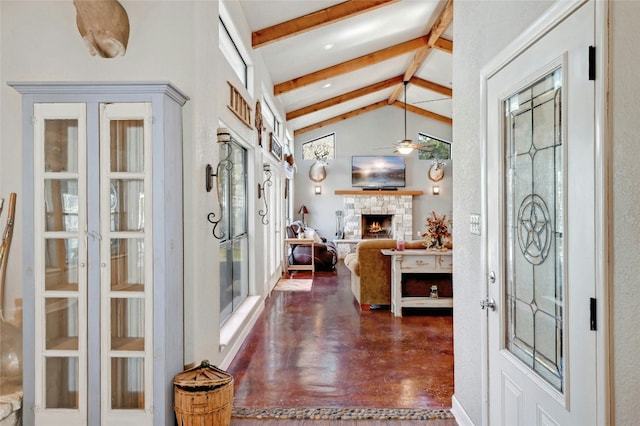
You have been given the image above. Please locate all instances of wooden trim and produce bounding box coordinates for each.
[252,0,399,48]
[433,37,453,53]
[335,190,424,196]
[227,82,253,129]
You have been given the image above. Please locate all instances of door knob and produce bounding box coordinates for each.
[480,298,496,311]
[488,271,496,283]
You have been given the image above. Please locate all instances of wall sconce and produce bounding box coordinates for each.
[314,185,322,195]
[432,185,440,195]
[206,128,233,239]
[257,164,272,225]
[298,205,309,225]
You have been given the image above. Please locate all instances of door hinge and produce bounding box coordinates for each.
[588,46,596,80]
[590,297,597,330]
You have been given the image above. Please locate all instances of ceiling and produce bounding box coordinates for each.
[237,0,453,139]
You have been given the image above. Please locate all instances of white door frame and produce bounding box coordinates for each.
[479,1,610,425]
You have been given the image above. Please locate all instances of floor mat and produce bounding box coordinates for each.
[232,407,454,420]
[273,278,313,292]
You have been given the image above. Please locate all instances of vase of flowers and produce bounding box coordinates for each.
[422,211,452,250]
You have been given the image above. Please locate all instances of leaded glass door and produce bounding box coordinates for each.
[485,2,599,424]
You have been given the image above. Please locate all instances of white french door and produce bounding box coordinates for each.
[484,1,602,424]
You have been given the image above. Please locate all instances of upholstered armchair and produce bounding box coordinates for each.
[286,221,338,271]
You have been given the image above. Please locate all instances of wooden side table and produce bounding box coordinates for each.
[381,249,453,317]
[285,238,315,276]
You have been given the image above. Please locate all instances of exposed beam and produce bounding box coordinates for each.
[387,83,404,104]
[411,77,452,97]
[252,0,399,48]
[294,99,452,136]
[274,36,430,96]
[294,100,388,136]
[286,75,404,121]
[402,0,453,88]
[391,100,452,125]
[434,38,453,53]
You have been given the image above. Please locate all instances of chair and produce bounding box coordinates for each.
[286,221,337,271]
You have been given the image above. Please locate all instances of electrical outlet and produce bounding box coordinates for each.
[470,213,481,235]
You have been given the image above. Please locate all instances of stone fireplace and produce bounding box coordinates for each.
[340,192,417,241]
[361,214,393,239]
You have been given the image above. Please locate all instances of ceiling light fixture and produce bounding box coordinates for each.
[396,81,414,155]
[324,43,334,50]
[322,82,332,89]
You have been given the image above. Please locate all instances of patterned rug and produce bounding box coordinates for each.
[232,407,454,420]
[274,278,313,292]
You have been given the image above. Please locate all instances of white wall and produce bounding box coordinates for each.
[293,106,452,241]
[610,2,640,423]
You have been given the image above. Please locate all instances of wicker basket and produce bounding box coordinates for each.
[174,360,234,426]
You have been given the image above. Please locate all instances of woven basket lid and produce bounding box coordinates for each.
[174,360,233,388]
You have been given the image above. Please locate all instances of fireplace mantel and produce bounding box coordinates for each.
[335,190,423,196]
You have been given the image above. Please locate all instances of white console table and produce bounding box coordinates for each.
[381,249,453,317]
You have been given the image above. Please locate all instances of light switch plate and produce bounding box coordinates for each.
[470,213,481,235]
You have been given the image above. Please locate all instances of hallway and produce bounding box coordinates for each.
[227,262,455,423]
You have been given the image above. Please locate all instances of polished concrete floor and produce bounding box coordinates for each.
[227,262,455,417]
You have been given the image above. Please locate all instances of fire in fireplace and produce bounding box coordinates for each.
[361,214,393,239]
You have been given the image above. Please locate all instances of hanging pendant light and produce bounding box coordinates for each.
[396,81,414,155]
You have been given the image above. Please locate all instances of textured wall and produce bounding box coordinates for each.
[451,1,553,423]
[610,2,640,423]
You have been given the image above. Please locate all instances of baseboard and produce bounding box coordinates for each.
[451,395,475,426]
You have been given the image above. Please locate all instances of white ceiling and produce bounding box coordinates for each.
[238,0,453,137]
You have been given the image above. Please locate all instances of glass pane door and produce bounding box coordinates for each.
[100,103,153,418]
[34,104,88,418]
[504,68,564,391]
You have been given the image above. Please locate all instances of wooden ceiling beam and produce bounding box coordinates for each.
[286,75,404,121]
[274,36,430,96]
[401,0,453,87]
[294,100,389,136]
[391,100,452,125]
[434,38,453,53]
[294,100,452,136]
[252,0,399,48]
[411,77,452,97]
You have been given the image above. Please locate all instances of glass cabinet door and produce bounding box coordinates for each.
[34,103,88,422]
[100,103,153,421]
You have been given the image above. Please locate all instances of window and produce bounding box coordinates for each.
[218,139,249,325]
[302,133,336,160]
[219,17,247,88]
[417,133,451,160]
[262,99,281,138]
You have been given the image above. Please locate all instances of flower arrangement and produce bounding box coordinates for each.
[422,211,452,250]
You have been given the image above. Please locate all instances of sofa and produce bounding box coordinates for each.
[344,239,425,309]
[286,221,338,271]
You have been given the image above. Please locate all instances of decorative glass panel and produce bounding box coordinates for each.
[110,120,144,173]
[504,67,564,392]
[110,357,144,409]
[45,298,79,350]
[44,119,78,173]
[45,357,79,408]
[109,238,144,292]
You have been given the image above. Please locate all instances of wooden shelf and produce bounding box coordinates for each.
[335,190,423,196]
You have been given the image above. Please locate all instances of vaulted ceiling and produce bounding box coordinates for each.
[238,0,453,139]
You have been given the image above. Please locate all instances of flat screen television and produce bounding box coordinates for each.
[351,155,406,189]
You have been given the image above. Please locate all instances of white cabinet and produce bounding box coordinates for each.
[381,249,453,317]
[12,82,188,426]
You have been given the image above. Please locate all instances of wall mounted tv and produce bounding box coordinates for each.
[351,156,406,189]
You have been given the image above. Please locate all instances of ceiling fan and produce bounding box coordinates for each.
[392,81,438,155]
